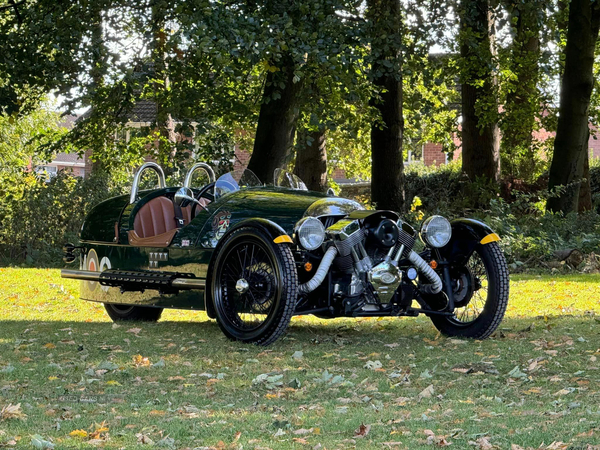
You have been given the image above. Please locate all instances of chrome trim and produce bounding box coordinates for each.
[184,162,216,188]
[61,269,101,282]
[61,269,206,291]
[171,278,206,290]
[130,162,166,204]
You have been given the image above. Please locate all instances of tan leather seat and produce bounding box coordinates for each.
[128,197,207,247]
[133,197,177,238]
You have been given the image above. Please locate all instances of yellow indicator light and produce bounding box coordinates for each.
[480,233,501,245]
[304,262,313,272]
[273,235,293,244]
[429,260,438,270]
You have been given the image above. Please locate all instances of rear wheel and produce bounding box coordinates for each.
[430,242,509,339]
[104,304,163,322]
[210,227,298,345]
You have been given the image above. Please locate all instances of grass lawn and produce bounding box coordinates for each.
[0,268,600,449]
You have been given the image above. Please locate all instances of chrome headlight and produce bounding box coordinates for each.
[295,217,325,251]
[421,215,452,248]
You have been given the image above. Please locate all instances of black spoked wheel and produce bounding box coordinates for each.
[210,227,298,345]
[430,242,509,339]
[104,304,163,322]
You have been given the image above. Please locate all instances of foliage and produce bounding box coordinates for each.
[0,171,129,266]
[0,107,65,172]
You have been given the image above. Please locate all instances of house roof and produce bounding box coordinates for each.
[128,100,157,123]
[52,152,84,165]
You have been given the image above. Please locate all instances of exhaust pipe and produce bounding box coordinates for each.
[298,246,338,294]
[61,269,206,291]
[407,251,443,294]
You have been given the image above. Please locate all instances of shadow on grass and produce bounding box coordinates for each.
[0,313,595,349]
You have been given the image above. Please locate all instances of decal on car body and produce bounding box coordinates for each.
[212,210,232,240]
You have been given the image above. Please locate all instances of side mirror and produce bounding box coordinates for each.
[174,187,196,207]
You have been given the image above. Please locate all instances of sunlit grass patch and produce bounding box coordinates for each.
[0,268,599,449]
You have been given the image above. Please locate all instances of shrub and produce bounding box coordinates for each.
[0,170,129,266]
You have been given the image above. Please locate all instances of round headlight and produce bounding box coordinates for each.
[421,215,452,248]
[295,217,325,251]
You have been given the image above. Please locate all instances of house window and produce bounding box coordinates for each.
[35,165,58,182]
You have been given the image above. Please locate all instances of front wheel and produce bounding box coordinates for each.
[430,242,509,339]
[210,227,298,346]
[104,304,163,322]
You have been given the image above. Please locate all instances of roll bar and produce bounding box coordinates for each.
[184,162,216,188]
[130,162,167,204]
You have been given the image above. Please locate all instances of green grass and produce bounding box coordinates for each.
[1,268,600,449]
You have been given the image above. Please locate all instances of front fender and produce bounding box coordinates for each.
[204,218,294,319]
[437,218,500,265]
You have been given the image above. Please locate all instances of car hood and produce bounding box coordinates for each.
[209,187,364,235]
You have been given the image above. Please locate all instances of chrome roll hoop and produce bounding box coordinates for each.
[184,162,216,188]
[130,162,166,204]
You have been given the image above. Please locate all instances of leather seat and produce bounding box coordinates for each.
[128,196,211,247]
[133,197,177,238]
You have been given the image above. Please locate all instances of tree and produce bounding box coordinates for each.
[247,58,303,183]
[501,0,543,182]
[547,0,600,214]
[0,1,106,115]
[366,0,405,212]
[294,126,328,191]
[458,0,500,182]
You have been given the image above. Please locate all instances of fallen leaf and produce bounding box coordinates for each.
[418,385,435,399]
[0,403,26,421]
[31,435,54,449]
[294,428,313,435]
[133,354,151,367]
[354,424,371,438]
[364,360,382,370]
[136,433,154,445]
[69,430,88,438]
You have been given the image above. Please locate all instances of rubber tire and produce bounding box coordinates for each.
[210,226,298,346]
[104,304,163,322]
[430,242,509,339]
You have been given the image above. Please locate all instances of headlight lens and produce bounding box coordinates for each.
[421,215,452,248]
[295,217,325,251]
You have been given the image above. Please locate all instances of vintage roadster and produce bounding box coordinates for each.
[62,162,509,345]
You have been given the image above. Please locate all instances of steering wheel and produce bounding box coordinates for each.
[191,182,215,219]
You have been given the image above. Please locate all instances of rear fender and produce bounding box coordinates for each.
[437,218,500,266]
[204,218,294,319]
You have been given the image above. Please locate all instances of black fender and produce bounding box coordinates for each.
[204,218,295,319]
[437,218,500,266]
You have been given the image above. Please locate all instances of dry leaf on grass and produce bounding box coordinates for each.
[418,385,435,399]
[133,354,151,367]
[136,433,154,445]
[354,424,371,438]
[469,436,494,449]
[0,404,26,421]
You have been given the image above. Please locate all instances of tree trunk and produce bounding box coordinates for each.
[247,60,303,184]
[459,0,500,182]
[502,1,541,181]
[294,127,327,192]
[151,3,177,169]
[547,0,600,213]
[367,0,405,212]
[89,6,107,176]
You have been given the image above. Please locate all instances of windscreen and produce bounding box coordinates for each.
[214,169,263,198]
[273,168,308,191]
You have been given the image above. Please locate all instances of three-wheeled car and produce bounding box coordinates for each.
[62,162,509,345]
